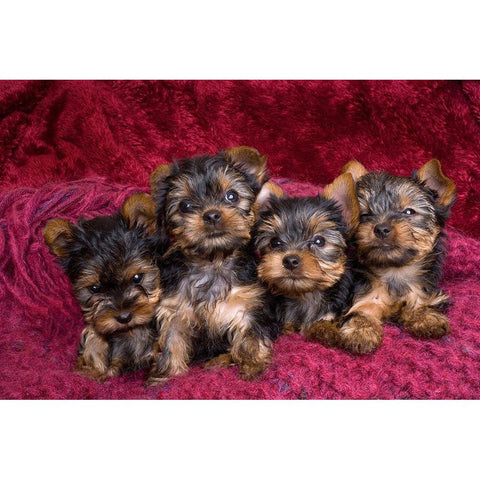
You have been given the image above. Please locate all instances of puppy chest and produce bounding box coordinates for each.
[106,330,152,367]
[282,293,331,327]
[202,285,265,334]
[379,266,426,302]
[179,264,234,304]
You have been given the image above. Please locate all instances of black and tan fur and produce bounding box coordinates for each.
[337,159,456,353]
[255,173,358,345]
[147,147,280,384]
[43,194,164,381]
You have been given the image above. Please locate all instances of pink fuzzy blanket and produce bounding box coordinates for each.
[1,80,479,399]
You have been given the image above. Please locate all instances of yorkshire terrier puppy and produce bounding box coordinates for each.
[147,146,280,385]
[43,194,163,381]
[337,159,456,353]
[255,173,358,345]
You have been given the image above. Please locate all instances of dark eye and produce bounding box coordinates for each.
[270,237,283,249]
[89,285,101,294]
[403,208,416,216]
[179,200,193,213]
[225,190,239,203]
[360,213,371,221]
[312,235,325,247]
[132,273,144,284]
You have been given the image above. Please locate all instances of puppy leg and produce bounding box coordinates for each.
[338,284,398,354]
[131,327,156,370]
[75,326,110,382]
[147,298,194,386]
[209,285,273,380]
[231,331,273,380]
[106,358,125,378]
[338,295,387,354]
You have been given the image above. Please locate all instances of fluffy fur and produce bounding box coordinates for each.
[255,173,358,346]
[147,147,280,384]
[2,80,480,399]
[337,159,456,353]
[43,193,165,381]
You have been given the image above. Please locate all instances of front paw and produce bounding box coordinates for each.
[75,354,108,382]
[402,307,450,339]
[339,313,383,354]
[100,358,126,379]
[304,320,342,347]
[145,363,185,387]
[238,361,268,381]
[204,353,234,370]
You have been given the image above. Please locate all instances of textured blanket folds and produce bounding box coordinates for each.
[1,80,479,399]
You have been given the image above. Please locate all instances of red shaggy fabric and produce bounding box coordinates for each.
[1,80,480,399]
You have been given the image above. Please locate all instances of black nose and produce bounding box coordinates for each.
[374,223,392,239]
[203,209,222,225]
[116,312,133,324]
[283,254,301,270]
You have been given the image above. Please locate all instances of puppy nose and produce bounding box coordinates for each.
[116,312,133,324]
[203,209,222,225]
[374,223,392,239]
[283,254,301,270]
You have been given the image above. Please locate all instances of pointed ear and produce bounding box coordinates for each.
[416,159,456,208]
[149,163,173,198]
[254,181,285,212]
[43,218,76,258]
[341,160,368,183]
[323,173,359,230]
[120,193,157,235]
[225,146,267,182]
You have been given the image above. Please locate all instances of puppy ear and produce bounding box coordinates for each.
[323,173,359,230]
[43,218,76,258]
[120,193,157,235]
[416,159,456,208]
[254,181,285,213]
[225,146,267,182]
[341,160,368,183]
[149,163,173,198]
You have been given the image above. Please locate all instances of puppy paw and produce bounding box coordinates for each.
[403,307,450,339]
[238,362,267,381]
[339,313,383,354]
[204,353,234,370]
[304,320,342,347]
[145,362,189,386]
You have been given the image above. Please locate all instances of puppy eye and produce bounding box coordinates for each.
[132,273,144,284]
[270,237,283,249]
[312,235,325,247]
[179,200,194,213]
[225,190,239,203]
[89,285,101,294]
[403,208,416,215]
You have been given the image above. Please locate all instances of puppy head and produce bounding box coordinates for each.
[348,159,456,268]
[43,194,162,334]
[255,174,357,297]
[150,147,268,256]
